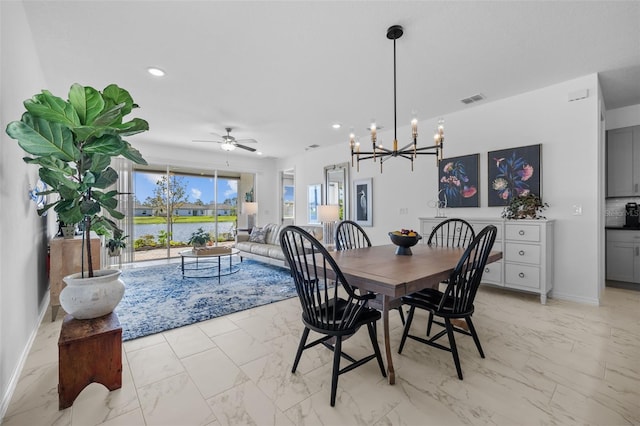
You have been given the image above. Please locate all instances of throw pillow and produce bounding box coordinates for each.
[249,226,267,243]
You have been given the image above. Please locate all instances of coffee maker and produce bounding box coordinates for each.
[625,202,639,227]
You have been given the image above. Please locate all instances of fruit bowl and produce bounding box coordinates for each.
[388,230,422,255]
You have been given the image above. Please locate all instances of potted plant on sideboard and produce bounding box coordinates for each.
[6,83,149,319]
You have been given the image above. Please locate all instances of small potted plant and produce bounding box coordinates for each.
[106,232,127,257]
[188,227,212,248]
[501,193,549,220]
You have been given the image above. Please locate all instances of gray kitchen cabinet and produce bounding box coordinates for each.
[607,126,640,197]
[606,230,640,283]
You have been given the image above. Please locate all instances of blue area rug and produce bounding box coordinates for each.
[115,259,296,341]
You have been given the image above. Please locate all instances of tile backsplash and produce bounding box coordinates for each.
[606,197,640,226]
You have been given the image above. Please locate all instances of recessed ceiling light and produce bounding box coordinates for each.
[332,123,341,129]
[256,151,263,156]
[147,67,165,77]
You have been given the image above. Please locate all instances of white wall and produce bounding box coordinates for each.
[606,104,640,130]
[280,73,602,305]
[0,1,51,417]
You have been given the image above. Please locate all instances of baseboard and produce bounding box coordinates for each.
[550,291,600,306]
[0,294,50,421]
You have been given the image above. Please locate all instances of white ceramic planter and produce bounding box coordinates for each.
[60,269,125,319]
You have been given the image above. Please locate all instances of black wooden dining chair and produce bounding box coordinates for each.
[335,220,406,324]
[280,225,386,406]
[427,218,475,248]
[335,220,371,250]
[416,218,477,333]
[398,225,498,380]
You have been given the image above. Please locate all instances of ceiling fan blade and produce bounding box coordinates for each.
[236,144,257,152]
[192,139,223,143]
[235,138,258,144]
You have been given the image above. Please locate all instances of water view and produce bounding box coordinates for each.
[134,221,236,243]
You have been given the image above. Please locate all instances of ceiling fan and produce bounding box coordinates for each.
[193,127,258,152]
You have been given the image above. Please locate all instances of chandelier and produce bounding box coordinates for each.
[350,25,444,173]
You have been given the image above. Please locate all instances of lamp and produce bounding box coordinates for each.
[318,204,340,247]
[243,202,258,229]
[220,141,236,151]
[349,25,445,173]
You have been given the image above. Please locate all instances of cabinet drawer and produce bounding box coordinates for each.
[482,261,502,283]
[505,243,541,264]
[505,224,540,242]
[607,230,640,244]
[505,264,540,289]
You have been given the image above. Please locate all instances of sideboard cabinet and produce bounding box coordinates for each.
[49,236,101,321]
[419,218,554,304]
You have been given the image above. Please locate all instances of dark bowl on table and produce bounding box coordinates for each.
[388,232,422,255]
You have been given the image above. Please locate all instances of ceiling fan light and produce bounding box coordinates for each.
[220,142,236,151]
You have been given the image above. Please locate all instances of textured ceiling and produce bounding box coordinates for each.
[15,0,640,159]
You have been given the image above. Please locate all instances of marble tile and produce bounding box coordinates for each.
[70,365,139,425]
[163,324,217,358]
[181,347,250,399]
[126,341,185,388]
[197,316,239,338]
[4,361,59,418]
[4,284,640,426]
[211,328,272,366]
[240,335,325,411]
[207,381,294,426]
[98,408,146,426]
[137,372,216,425]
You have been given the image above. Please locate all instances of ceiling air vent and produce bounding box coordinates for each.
[460,93,486,105]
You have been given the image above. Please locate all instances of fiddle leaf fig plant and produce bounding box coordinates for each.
[6,83,149,277]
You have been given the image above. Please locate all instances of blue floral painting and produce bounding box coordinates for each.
[488,144,541,206]
[438,154,479,208]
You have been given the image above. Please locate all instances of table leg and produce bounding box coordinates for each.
[382,295,395,384]
[218,256,221,283]
[181,256,185,277]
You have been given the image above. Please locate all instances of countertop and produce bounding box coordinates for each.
[605,226,640,231]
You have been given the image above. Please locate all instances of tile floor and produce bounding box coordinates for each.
[2,283,639,425]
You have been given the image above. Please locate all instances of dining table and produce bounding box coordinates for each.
[329,243,502,384]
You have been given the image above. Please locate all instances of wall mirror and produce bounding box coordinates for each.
[324,162,350,221]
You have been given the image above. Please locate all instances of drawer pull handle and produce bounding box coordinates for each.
[519,250,525,256]
[485,267,490,273]
[518,230,525,236]
[519,272,525,278]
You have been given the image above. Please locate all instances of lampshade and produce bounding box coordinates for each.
[243,202,258,215]
[318,205,340,223]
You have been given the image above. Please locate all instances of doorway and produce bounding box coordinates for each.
[281,168,295,225]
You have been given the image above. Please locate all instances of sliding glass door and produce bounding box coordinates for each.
[131,166,250,262]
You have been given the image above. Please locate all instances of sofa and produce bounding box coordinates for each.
[235,223,323,268]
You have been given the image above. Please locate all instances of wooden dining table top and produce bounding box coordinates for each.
[329,243,503,299]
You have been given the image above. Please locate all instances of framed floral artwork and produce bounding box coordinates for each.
[487,144,541,206]
[438,154,480,208]
[353,178,372,227]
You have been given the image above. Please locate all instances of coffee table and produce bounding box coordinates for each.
[179,248,240,282]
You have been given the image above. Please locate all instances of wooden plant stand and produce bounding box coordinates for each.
[58,312,122,410]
